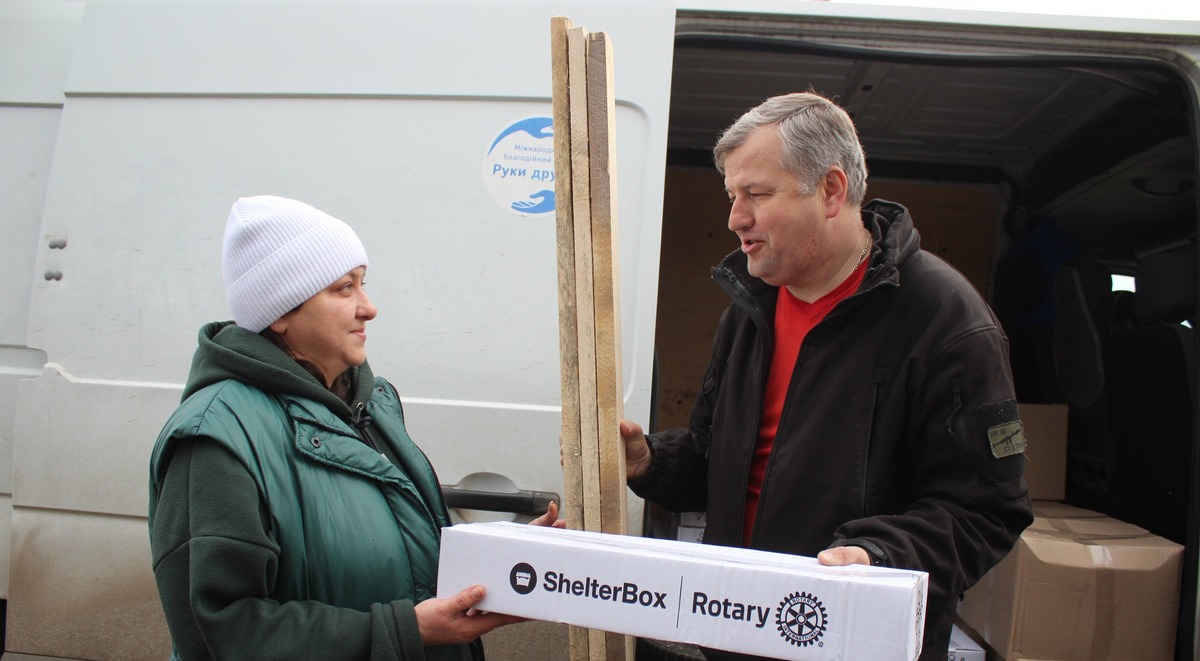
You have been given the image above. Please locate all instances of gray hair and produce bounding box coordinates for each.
[713,92,868,206]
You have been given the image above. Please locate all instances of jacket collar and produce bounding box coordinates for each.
[711,197,919,316]
[182,320,375,422]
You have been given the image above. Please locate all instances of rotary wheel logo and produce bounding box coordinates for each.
[775,591,828,648]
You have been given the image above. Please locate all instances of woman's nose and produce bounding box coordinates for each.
[359,293,378,320]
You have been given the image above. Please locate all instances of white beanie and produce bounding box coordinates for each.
[222,195,369,333]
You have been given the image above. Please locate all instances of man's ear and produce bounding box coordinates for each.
[821,167,850,217]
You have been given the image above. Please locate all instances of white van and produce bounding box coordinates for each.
[2,1,1197,659]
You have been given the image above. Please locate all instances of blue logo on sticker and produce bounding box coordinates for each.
[487,117,554,154]
[482,116,556,217]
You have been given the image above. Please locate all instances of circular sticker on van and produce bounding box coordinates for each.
[482,116,556,217]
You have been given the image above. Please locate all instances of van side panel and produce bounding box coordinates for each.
[9,1,674,658]
[0,1,83,604]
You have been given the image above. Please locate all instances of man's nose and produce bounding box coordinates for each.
[728,198,752,233]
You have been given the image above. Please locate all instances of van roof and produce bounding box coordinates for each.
[677,1,1200,36]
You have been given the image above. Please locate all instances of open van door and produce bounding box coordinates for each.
[653,4,1200,660]
[3,1,674,658]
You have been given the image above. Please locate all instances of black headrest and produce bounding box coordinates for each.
[1135,247,1197,325]
[1071,255,1114,314]
[1053,265,1105,408]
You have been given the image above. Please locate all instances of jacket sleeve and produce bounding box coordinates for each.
[627,426,710,512]
[149,439,425,661]
[832,325,1034,601]
[626,363,721,510]
[627,305,742,512]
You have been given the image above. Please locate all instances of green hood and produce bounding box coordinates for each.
[182,321,375,422]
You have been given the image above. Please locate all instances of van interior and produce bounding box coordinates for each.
[651,14,1198,658]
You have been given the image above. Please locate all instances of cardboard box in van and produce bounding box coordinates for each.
[958,502,1183,660]
[439,522,928,660]
[1017,403,1068,500]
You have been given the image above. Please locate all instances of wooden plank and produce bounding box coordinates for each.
[567,24,603,537]
[551,17,628,661]
[550,16,589,661]
[586,31,633,661]
[585,31,626,537]
[566,26,607,661]
[549,13,581,545]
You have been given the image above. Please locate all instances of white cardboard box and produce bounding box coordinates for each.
[676,525,705,543]
[947,623,985,661]
[679,511,707,528]
[438,522,928,660]
[677,511,706,543]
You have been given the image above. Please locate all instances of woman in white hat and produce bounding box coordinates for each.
[148,196,555,660]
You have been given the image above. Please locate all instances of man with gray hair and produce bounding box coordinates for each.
[620,92,1032,660]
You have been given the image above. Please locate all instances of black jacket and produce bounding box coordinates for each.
[631,200,1033,660]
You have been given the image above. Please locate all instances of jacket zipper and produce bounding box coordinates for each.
[945,378,964,438]
[715,266,770,335]
[352,402,380,451]
[715,266,769,544]
[352,400,442,530]
[863,369,888,516]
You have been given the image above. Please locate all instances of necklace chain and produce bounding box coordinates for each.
[854,234,870,268]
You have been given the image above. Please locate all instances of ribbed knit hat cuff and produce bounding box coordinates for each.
[222,196,368,333]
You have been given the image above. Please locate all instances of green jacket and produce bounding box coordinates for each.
[148,321,478,661]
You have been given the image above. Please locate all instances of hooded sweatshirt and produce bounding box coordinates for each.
[149,321,477,661]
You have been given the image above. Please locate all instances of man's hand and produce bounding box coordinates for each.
[415,586,523,646]
[529,500,566,528]
[619,420,653,481]
[816,546,871,566]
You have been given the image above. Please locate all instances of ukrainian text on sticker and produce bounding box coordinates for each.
[481,116,556,217]
[987,421,1025,459]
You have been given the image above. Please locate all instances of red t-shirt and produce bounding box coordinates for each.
[743,258,869,546]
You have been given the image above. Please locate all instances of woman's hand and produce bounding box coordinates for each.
[415,585,522,646]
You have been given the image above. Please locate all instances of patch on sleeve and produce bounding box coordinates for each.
[975,399,1025,482]
[987,420,1026,459]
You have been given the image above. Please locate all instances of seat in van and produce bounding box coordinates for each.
[1100,246,1196,543]
[1052,254,1111,408]
[1053,254,1120,504]
[993,218,1078,404]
